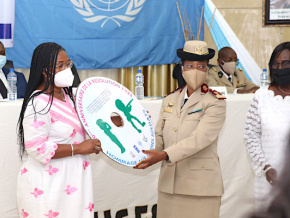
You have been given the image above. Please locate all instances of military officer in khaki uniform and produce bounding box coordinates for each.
[206,47,259,94]
[134,40,226,218]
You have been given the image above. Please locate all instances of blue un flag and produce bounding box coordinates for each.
[7,0,204,69]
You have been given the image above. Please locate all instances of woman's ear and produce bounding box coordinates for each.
[181,66,184,78]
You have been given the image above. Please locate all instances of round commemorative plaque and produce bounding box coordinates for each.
[75,77,155,167]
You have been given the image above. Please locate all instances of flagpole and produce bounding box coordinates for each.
[176,2,186,41]
[205,8,216,42]
[184,11,194,40]
[197,6,204,40]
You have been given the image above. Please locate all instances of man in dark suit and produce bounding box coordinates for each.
[0,41,27,99]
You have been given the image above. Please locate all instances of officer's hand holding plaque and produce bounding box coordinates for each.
[75,77,155,167]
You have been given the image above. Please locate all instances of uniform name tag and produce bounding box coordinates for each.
[164,102,174,113]
[164,108,172,113]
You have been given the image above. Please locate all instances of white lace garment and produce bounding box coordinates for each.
[244,86,290,209]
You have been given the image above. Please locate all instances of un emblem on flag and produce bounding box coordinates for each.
[71,0,145,27]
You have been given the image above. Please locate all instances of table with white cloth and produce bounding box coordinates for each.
[0,94,255,218]
[0,100,23,218]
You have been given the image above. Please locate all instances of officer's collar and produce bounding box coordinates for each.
[219,66,237,78]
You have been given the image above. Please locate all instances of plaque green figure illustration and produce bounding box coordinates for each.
[96,119,126,154]
[115,99,146,133]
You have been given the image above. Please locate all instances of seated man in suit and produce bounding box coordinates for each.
[0,41,27,99]
[206,47,259,94]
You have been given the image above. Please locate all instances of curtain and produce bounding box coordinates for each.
[118,64,178,97]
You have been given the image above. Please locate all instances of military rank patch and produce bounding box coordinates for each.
[209,89,226,100]
[201,83,209,93]
[163,102,174,113]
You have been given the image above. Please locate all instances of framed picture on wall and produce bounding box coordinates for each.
[263,0,290,26]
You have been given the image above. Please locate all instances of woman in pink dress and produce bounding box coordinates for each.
[17,42,102,218]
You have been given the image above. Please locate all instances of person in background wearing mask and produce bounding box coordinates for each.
[206,47,259,94]
[17,42,102,218]
[134,41,226,218]
[244,41,290,211]
[0,41,27,99]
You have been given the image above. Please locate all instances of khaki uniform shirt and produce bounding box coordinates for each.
[155,84,226,196]
[206,65,258,93]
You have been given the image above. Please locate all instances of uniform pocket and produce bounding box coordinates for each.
[185,111,204,121]
[189,158,215,171]
[162,113,175,130]
[162,112,175,120]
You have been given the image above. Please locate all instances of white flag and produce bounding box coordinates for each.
[0,0,15,48]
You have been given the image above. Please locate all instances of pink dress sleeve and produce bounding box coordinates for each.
[23,97,58,165]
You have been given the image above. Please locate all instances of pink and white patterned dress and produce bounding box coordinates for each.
[17,91,94,218]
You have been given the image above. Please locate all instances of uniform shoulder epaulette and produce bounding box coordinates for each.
[201,83,209,93]
[163,85,184,98]
[209,88,226,100]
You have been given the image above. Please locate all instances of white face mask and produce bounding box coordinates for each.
[54,68,74,87]
[0,55,7,69]
[182,68,207,91]
[220,60,237,75]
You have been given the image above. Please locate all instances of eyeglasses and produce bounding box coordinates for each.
[56,60,73,71]
[183,64,208,71]
[271,60,290,69]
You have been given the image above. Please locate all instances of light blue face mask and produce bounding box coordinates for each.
[0,55,7,69]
